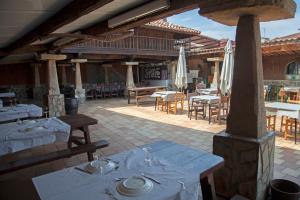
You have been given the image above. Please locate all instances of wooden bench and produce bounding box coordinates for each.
[0,140,109,175]
[135,90,154,106]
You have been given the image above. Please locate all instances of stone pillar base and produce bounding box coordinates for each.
[48,94,65,117]
[75,88,86,104]
[213,132,275,200]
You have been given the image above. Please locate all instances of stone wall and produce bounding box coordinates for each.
[48,94,65,117]
[213,132,275,200]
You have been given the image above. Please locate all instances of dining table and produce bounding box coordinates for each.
[197,88,218,95]
[0,117,70,156]
[127,86,167,105]
[265,102,300,144]
[151,91,177,111]
[58,114,98,161]
[278,86,300,102]
[0,104,43,123]
[0,140,224,200]
[190,95,221,124]
[0,92,16,98]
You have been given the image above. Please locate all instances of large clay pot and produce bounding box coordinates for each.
[65,97,78,115]
[271,179,300,200]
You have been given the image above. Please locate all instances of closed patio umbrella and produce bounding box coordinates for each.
[175,46,188,90]
[220,40,234,95]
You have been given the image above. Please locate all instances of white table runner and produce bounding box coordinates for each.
[0,117,70,155]
[0,104,43,122]
[33,148,200,200]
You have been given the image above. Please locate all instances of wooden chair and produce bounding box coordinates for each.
[266,115,276,131]
[102,83,111,98]
[167,92,185,115]
[219,95,230,120]
[85,86,95,100]
[208,103,221,124]
[190,99,206,120]
[95,84,103,99]
[187,92,198,118]
[284,118,299,144]
[110,82,119,97]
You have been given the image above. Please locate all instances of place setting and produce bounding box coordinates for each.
[74,155,119,175]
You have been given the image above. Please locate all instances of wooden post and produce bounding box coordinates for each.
[61,66,67,86]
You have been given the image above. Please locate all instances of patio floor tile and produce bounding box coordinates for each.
[1,98,299,188]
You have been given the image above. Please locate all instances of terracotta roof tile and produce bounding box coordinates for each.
[145,19,201,35]
[273,32,300,40]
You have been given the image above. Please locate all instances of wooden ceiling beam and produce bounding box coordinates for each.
[52,0,200,50]
[1,0,114,54]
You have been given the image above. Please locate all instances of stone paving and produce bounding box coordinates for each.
[1,98,300,187]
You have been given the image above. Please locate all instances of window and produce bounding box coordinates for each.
[286,61,300,75]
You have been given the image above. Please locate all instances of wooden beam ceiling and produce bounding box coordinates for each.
[51,0,200,51]
[1,0,114,54]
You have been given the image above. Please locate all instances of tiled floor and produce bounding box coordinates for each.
[1,98,300,186]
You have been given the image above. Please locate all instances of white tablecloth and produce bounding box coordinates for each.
[197,88,217,95]
[0,104,43,122]
[151,91,177,101]
[0,117,70,155]
[0,92,16,98]
[281,87,300,93]
[265,102,300,119]
[190,95,220,105]
[33,148,199,200]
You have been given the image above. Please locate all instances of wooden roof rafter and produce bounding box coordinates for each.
[50,0,200,51]
[0,0,115,54]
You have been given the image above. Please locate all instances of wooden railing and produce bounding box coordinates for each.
[64,36,191,56]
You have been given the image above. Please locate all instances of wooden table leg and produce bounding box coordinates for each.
[82,125,93,161]
[136,90,139,106]
[295,118,297,144]
[200,174,217,200]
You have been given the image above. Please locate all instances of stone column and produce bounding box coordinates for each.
[199,1,296,199]
[124,62,138,89]
[41,54,67,117]
[207,57,223,89]
[71,59,87,103]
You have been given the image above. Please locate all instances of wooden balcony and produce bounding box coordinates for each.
[63,36,191,57]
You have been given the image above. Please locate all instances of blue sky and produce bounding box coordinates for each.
[168,1,300,40]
